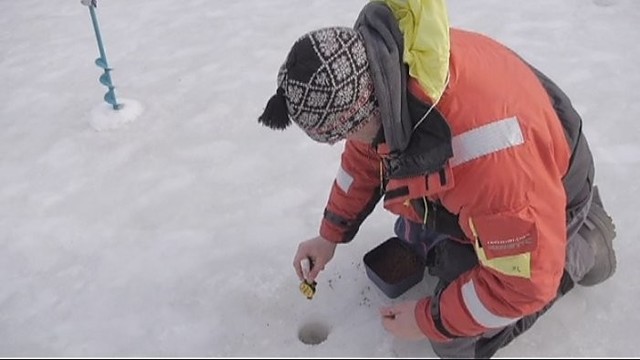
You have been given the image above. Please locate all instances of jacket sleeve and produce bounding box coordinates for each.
[319,140,383,243]
[414,200,567,340]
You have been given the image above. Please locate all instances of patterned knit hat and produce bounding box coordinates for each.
[258,27,377,144]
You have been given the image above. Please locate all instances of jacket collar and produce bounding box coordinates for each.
[356,3,453,179]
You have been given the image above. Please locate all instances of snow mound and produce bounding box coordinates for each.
[89,98,144,131]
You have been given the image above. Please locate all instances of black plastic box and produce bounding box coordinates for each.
[363,237,427,299]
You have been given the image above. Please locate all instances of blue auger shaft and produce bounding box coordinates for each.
[89,6,108,63]
[87,3,122,110]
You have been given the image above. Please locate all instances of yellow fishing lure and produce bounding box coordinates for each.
[299,258,317,300]
[300,280,317,300]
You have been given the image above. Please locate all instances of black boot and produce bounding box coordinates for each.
[577,187,617,286]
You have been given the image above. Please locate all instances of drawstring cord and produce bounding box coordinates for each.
[423,197,429,228]
[412,71,451,132]
[380,70,450,219]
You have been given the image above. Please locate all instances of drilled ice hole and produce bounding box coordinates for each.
[298,321,330,345]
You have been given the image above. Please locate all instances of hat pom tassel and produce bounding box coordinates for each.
[258,88,291,130]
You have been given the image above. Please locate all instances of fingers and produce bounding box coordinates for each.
[293,264,304,282]
[307,261,325,282]
[379,301,426,341]
[292,254,305,281]
[380,307,397,333]
[380,308,397,332]
[293,255,318,282]
[293,236,336,282]
[379,306,396,318]
[300,258,311,280]
[293,255,321,282]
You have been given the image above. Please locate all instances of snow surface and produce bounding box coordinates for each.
[0,0,638,357]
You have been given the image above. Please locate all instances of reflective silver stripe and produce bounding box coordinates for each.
[461,279,520,329]
[336,164,354,193]
[450,116,524,167]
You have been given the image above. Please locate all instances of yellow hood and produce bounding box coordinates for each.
[377,0,450,101]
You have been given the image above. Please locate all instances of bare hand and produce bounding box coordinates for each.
[293,236,337,282]
[380,301,426,341]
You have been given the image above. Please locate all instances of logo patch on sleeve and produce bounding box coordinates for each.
[467,210,537,279]
[472,211,538,260]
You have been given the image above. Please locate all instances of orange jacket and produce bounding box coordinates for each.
[320,29,574,340]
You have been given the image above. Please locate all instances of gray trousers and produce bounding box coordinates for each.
[395,189,607,358]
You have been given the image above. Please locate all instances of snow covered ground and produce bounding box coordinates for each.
[0,0,638,357]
